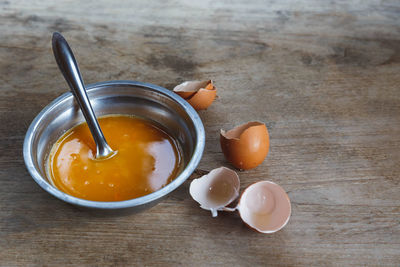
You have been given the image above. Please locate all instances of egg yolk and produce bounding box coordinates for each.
[47,115,182,201]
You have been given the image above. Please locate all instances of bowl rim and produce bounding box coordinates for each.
[23,80,205,209]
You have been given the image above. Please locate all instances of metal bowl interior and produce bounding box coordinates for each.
[23,80,205,212]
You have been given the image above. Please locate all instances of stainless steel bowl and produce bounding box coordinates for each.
[23,80,205,213]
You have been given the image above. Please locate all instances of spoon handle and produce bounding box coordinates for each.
[52,32,113,158]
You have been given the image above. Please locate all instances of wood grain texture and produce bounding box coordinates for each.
[1,0,399,266]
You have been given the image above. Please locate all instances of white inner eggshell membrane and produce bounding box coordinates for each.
[173,80,210,93]
[238,181,291,233]
[189,167,240,217]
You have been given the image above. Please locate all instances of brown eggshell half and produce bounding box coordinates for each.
[220,122,269,170]
[189,167,240,217]
[237,181,291,233]
[173,80,216,110]
[186,88,216,110]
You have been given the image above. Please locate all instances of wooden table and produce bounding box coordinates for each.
[1,0,399,266]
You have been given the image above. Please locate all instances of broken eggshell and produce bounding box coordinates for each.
[189,167,240,217]
[237,181,291,234]
[190,167,291,233]
[220,122,270,170]
[173,80,216,110]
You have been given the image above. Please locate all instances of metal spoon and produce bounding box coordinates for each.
[52,32,115,159]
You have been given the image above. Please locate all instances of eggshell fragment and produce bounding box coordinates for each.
[189,167,240,217]
[173,80,216,110]
[220,122,269,170]
[237,181,291,233]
